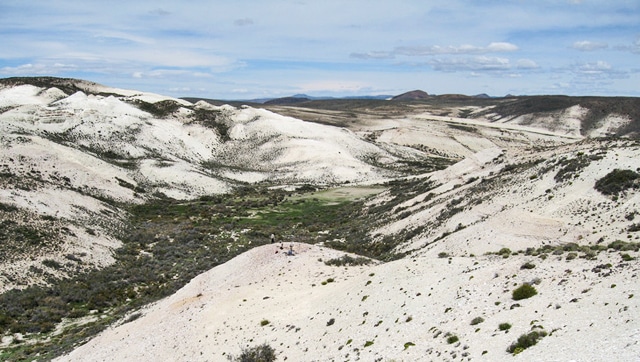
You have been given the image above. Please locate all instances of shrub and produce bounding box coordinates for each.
[512,284,538,300]
[499,323,512,331]
[608,240,639,251]
[498,248,512,258]
[507,330,547,354]
[446,335,459,344]
[260,319,270,326]
[131,99,181,118]
[42,259,62,269]
[470,317,485,325]
[594,169,640,196]
[520,261,535,270]
[230,343,276,362]
[404,342,415,350]
[324,254,372,266]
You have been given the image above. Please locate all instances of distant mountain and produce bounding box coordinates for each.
[261,94,392,105]
[263,96,311,105]
[391,89,430,101]
[473,93,491,98]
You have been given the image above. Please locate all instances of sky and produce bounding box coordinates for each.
[1,0,639,99]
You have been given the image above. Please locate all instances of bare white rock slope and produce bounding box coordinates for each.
[59,242,639,361]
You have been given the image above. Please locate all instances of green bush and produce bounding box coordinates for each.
[594,169,639,196]
[608,240,639,251]
[404,342,415,350]
[498,248,512,257]
[446,335,459,344]
[230,343,276,362]
[507,330,547,354]
[324,254,372,266]
[621,253,634,261]
[499,323,512,331]
[512,284,538,300]
[520,261,536,270]
[470,316,485,325]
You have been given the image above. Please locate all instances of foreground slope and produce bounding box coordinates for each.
[58,138,640,361]
[59,242,639,361]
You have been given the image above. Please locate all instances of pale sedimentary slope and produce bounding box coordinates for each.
[0,83,413,290]
[58,242,639,361]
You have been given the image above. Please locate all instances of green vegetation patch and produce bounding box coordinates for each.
[507,330,547,355]
[324,254,373,267]
[595,169,640,196]
[130,99,181,118]
[554,153,599,183]
[229,343,276,362]
[512,284,538,300]
[0,186,393,360]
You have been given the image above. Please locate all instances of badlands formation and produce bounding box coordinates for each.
[0,78,638,361]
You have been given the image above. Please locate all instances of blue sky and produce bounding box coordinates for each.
[1,0,639,99]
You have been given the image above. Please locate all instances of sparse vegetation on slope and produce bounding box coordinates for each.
[229,343,276,362]
[129,99,181,118]
[0,187,385,360]
[594,169,640,196]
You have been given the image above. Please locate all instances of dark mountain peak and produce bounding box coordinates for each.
[391,90,430,101]
[263,96,311,105]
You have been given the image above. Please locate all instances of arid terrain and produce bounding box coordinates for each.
[0,77,638,361]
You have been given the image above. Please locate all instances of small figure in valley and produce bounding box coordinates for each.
[287,243,294,256]
[270,233,275,244]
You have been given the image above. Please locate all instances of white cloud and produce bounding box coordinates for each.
[571,40,608,51]
[93,30,155,45]
[613,37,640,54]
[568,61,628,81]
[297,80,370,93]
[428,56,511,72]
[487,42,519,52]
[576,61,612,74]
[395,42,519,56]
[350,51,394,60]
[0,62,77,75]
[352,42,518,60]
[516,59,539,69]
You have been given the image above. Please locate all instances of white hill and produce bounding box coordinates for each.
[60,242,639,361]
[0,81,413,291]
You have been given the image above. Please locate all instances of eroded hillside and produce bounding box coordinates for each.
[0,78,435,292]
[0,77,639,361]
